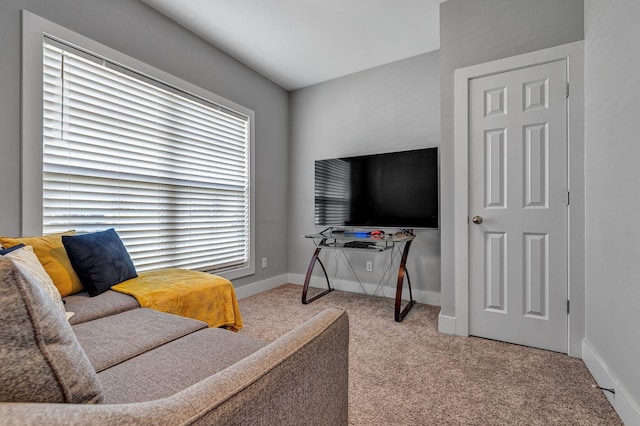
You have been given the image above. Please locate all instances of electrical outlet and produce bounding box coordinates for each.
[366,261,373,272]
[261,257,268,269]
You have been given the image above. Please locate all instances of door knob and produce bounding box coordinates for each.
[472,215,483,224]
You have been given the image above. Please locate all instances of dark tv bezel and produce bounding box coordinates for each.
[314,147,439,230]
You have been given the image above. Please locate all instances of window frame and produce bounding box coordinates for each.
[21,10,256,279]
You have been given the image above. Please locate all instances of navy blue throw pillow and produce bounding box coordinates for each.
[62,228,137,297]
[0,243,25,255]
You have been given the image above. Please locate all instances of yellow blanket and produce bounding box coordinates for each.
[112,269,243,331]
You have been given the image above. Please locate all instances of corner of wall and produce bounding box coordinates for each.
[437,312,456,335]
[582,339,640,425]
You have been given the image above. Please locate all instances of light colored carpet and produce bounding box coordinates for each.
[238,284,621,425]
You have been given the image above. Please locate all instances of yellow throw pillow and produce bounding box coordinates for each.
[0,231,83,297]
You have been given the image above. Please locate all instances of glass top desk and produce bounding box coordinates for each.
[301,230,416,322]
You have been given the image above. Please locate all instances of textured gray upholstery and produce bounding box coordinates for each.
[73,308,207,372]
[0,308,349,426]
[65,290,139,325]
[0,258,103,404]
[0,233,349,426]
[98,327,266,403]
[185,307,350,426]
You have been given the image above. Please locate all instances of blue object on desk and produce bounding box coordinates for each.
[354,231,370,238]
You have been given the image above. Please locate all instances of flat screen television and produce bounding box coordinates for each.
[314,147,438,229]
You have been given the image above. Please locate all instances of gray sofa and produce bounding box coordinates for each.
[0,258,349,425]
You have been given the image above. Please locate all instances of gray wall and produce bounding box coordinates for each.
[288,51,441,300]
[584,0,640,408]
[0,0,289,289]
[439,0,585,316]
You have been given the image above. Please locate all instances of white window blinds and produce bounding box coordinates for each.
[42,39,251,273]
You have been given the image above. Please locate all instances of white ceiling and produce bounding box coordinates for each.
[141,0,445,91]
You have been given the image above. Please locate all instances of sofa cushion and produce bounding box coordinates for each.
[0,231,82,297]
[98,327,266,403]
[0,257,103,404]
[73,308,208,372]
[1,244,73,321]
[65,290,140,325]
[62,228,137,297]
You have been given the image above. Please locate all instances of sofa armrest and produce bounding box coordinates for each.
[0,308,349,426]
[184,307,349,425]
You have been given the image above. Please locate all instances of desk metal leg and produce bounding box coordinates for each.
[302,246,334,304]
[394,239,415,322]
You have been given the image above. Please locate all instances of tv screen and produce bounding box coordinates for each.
[314,148,438,229]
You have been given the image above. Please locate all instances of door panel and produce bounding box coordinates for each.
[485,231,506,313]
[468,60,568,353]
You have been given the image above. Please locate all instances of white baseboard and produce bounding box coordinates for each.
[287,273,441,306]
[582,339,640,425]
[234,274,288,299]
[438,313,457,335]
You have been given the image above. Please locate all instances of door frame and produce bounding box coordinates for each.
[452,41,585,356]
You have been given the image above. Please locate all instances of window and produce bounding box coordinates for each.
[39,37,252,274]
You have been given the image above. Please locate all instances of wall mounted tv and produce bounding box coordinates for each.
[314,147,439,229]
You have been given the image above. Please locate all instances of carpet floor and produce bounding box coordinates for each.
[237,284,621,425]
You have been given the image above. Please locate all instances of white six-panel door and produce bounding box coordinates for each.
[468,60,568,353]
